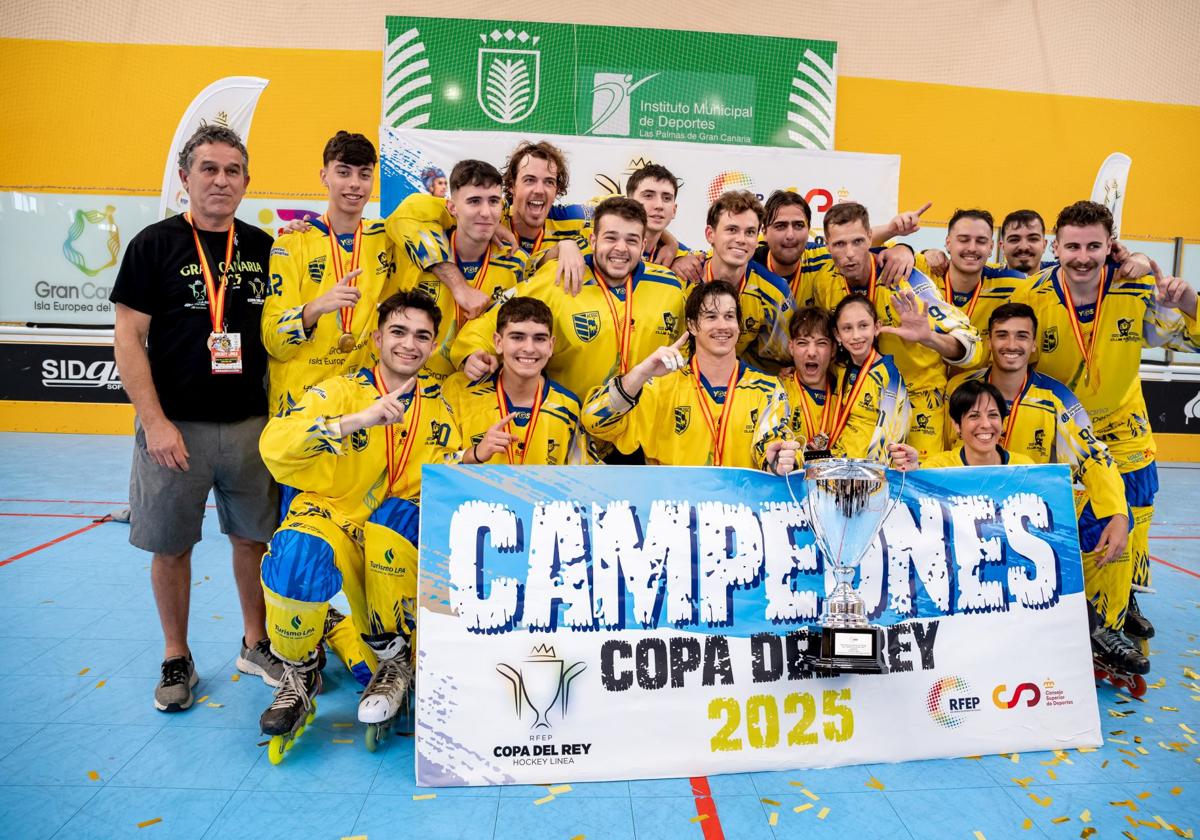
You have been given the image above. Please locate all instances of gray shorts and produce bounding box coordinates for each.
[129,415,279,555]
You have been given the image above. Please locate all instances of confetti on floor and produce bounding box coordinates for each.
[196,695,208,704]
[534,795,555,806]
[768,812,778,827]
[973,831,986,840]
[1081,828,1097,839]
[77,667,89,676]
[1110,800,1139,811]
[760,798,780,806]
[136,818,162,828]
[1170,787,1182,796]
[206,702,223,708]
[340,835,367,840]
[1081,809,1092,822]
[1021,817,1032,830]
[800,788,820,801]
[332,739,353,744]
[412,794,435,801]
[1028,793,1052,807]
[866,777,885,790]
[229,674,240,682]
[548,784,572,794]
[689,814,708,823]
[1013,777,1033,788]
[1051,816,1070,824]
[793,803,813,814]
[816,807,830,820]
[1137,791,1152,800]
[569,835,585,840]
[87,771,99,781]
[95,680,106,689]
[333,722,354,728]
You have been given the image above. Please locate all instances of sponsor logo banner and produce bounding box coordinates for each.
[381,128,899,244]
[0,342,127,403]
[384,17,838,150]
[416,464,1101,786]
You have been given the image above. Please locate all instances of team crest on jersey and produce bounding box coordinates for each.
[1042,326,1059,352]
[426,419,453,447]
[915,413,930,430]
[307,256,326,283]
[377,250,396,276]
[573,311,601,342]
[417,279,440,301]
[1031,429,1046,455]
[546,438,560,461]
[350,428,369,452]
[1116,318,1136,340]
[658,312,678,337]
[674,406,691,434]
[744,407,759,432]
[862,392,874,409]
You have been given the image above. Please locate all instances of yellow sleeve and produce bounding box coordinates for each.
[385,193,454,272]
[1047,379,1127,520]
[261,234,312,362]
[258,376,360,490]
[580,376,650,456]
[904,273,981,367]
[447,296,503,371]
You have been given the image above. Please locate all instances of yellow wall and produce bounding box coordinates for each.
[2,38,1199,241]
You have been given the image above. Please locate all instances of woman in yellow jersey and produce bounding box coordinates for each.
[582,280,799,473]
[921,380,1033,468]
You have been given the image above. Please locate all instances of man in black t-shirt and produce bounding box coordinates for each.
[110,124,283,713]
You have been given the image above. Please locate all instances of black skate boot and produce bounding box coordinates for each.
[260,656,322,764]
[1123,592,1154,641]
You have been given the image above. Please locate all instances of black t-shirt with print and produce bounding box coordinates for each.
[110,215,272,422]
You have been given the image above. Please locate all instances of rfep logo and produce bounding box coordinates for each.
[926,676,981,729]
[992,682,1042,709]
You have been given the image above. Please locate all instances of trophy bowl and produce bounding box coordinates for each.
[802,458,890,674]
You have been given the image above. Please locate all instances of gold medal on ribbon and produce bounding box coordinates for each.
[338,332,356,354]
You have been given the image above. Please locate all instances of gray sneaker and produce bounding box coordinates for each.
[237,637,286,687]
[154,655,197,712]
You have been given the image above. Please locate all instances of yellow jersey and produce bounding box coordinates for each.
[1010,265,1200,471]
[450,256,689,402]
[753,241,834,309]
[923,446,1034,468]
[442,370,594,465]
[259,367,462,523]
[705,259,795,373]
[262,218,398,416]
[945,367,1126,520]
[581,360,790,469]
[829,353,909,462]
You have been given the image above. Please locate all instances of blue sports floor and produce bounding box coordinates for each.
[0,432,1196,840]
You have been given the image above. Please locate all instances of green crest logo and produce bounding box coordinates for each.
[477,29,541,124]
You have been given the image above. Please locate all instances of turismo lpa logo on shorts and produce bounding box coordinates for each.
[476,29,542,125]
[496,645,586,729]
[926,675,981,729]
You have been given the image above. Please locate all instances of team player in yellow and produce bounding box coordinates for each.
[443,296,593,466]
[256,290,487,757]
[1011,200,1200,645]
[450,197,689,412]
[811,202,980,458]
[944,302,1146,673]
[912,209,1026,371]
[387,140,588,320]
[921,380,1033,468]
[262,132,398,417]
[395,160,528,378]
[582,280,799,473]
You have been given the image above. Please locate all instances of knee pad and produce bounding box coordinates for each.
[262,528,344,603]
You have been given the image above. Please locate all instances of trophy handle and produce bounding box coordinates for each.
[496,664,524,718]
[881,464,908,528]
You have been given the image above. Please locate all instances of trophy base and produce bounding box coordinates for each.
[809,625,886,675]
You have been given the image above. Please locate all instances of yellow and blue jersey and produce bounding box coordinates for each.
[442,369,594,465]
[719,259,796,373]
[753,241,833,309]
[263,218,399,416]
[922,447,1034,468]
[1010,265,1200,472]
[259,367,462,524]
[830,354,910,462]
[582,361,790,469]
[945,367,1126,520]
[450,256,689,402]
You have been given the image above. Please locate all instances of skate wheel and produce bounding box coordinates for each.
[268,735,287,765]
[1130,674,1147,698]
[365,723,379,753]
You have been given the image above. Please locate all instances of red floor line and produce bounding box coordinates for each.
[689,776,725,840]
[0,498,127,505]
[0,512,102,519]
[1150,554,1200,580]
[0,521,106,567]
[1148,535,1200,540]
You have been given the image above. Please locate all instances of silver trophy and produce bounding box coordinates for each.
[803,458,892,673]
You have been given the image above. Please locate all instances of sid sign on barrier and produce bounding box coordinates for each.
[416,464,1101,786]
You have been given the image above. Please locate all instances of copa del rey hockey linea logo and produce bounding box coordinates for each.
[476,29,541,125]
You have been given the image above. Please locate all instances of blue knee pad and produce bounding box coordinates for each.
[1121,462,1158,508]
[367,497,421,544]
[1077,500,1135,554]
[261,528,344,603]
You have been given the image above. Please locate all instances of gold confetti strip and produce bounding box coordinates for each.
[412,794,436,801]
[1119,749,1139,757]
[1112,738,1132,745]
[1137,818,1159,828]
[689,814,708,823]
[793,803,813,814]
[196,695,209,704]
[1081,827,1097,839]
[1150,677,1167,689]
[87,771,100,781]
[534,795,555,806]
[136,818,162,828]
[1110,800,1140,811]
[1051,816,1070,824]
[1110,710,1134,718]
[1029,793,1052,807]
[1170,787,1182,796]
[332,739,353,744]
[1181,724,1196,735]
[1081,809,1092,823]
[1013,777,1033,788]
[1134,736,1144,744]
[788,781,805,787]
[570,836,585,840]
[816,807,830,820]
[211,615,223,620]
[206,703,223,709]
[95,680,106,689]
[78,668,90,676]
[230,674,240,682]
[548,785,572,795]
[973,832,986,840]
[1137,747,1150,756]
[1078,747,1099,754]
[333,722,354,728]
[1186,735,1198,745]
[1122,830,1137,839]
[1010,753,1022,764]
[768,812,779,827]
[1155,816,1173,829]
[1161,707,1179,712]
[1144,717,1155,724]
[800,788,820,801]
[1111,730,1128,736]
[340,836,367,840]
[1021,818,1032,830]
[1125,814,1139,827]
[1122,759,1141,769]
[1184,668,1199,680]
[1047,769,1058,780]
[1101,760,1110,768]
[760,798,781,806]
[866,777,885,791]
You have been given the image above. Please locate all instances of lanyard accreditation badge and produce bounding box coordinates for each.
[186,213,240,374]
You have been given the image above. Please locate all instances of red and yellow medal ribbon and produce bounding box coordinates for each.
[372,365,422,496]
[1058,265,1106,387]
[842,255,877,303]
[705,260,749,296]
[793,373,831,443]
[596,268,634,373]
[323,215,363,336]
[828,349,877,448]
[945,272,982,319]
[495,374,545,465]
[768,253,806,303]
[692,361,741,467]
[184,212,235,334]
[990,369,1029,451]
[451,230,492,326]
